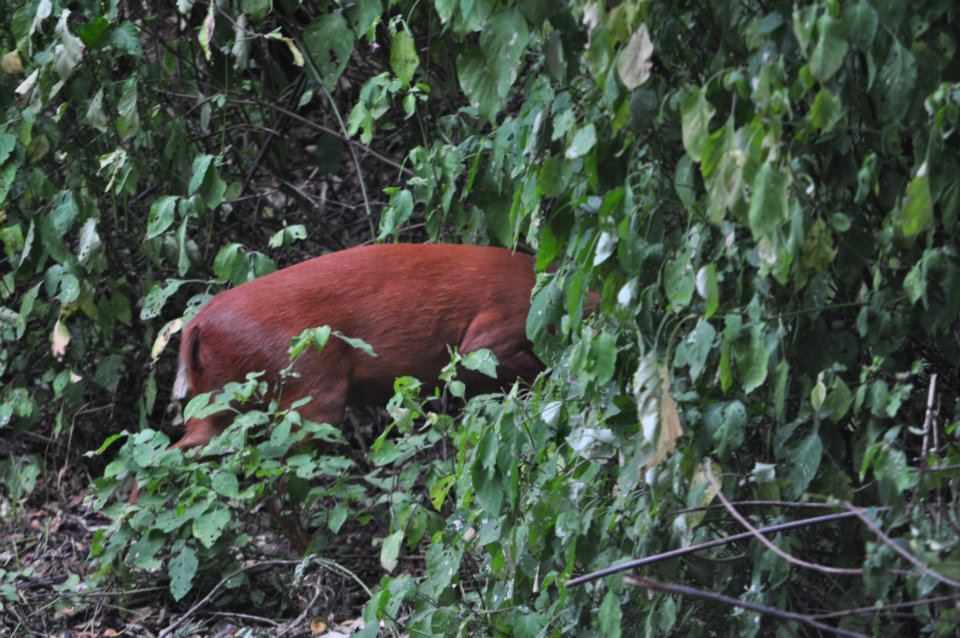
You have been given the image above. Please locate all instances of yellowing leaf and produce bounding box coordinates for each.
[1,50,23,75]
[52,319,70,359]
[648,367,682,469]
[617,24,653,90]
[282,37,304,67]
[151,318,183,361]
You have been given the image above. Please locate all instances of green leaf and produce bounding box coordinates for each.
[809,13,848,81]
[565,124,596,160]
[193,507,230,548]
[680,318,715,382]
[140,279,186,320]
[748,161,790,238]
[429,475,456,511]
[129,532,164,570]
[664,253,695,311]
[462,349,499,379]
[455,9,530,122]
[168,546,198,601]
[681,88,714,162]
[785,428,822,496]
[599,591,622,638]
[146,195,179,239]
[188,154,214,196]
[732,324,768,394]
[381,529,404,573]
[334,330,377,357]
[349,0,383,37]
[75,17,110,47]
[390,30,419,84]
[810,88,842,131]
[303,13,355,91]
[241,0,272,22]
[695,264,719,319]
[900,171,932,238]
[843,1,878,50]
[876,39,916,122]
[117,78,139,140]
[110,22,144,56]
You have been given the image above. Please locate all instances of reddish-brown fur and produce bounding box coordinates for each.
[130,244,541,501]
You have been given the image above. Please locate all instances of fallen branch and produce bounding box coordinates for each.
[705,461,863,575]
[624,576,867,638]
[564,510,864,587]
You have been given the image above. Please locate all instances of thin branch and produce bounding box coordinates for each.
[565,510,865,587]
[843,503,960,589]
[159,559,302,637]
[705,462,863,575]
[624,576,867,638]
[811,593,960,620]
[670,500,842,515]
[912,374,938,508]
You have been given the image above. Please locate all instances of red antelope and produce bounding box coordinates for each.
[130,243,542,501]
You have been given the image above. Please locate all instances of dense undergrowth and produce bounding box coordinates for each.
[2,0,960,635]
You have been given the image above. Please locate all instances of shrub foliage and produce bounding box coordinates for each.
[2,0,960,635]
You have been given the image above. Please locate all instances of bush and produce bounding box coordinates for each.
[2,0,959,635]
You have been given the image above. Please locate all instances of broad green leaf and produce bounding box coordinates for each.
[110,22,143,56]
[303,13,355,91]
[732,324,768,394]
[455,9,530,122]
[785,428,822,496]
[599,591,622,638]
[117,78,139,140]
[748,161,790,238]
[381,530,404,572]
[679,318,715,382]
[0,133,15,165]
[334,330,377,357]
[695,264,719,319]
[809,88,841,131]
[462,349,499,378]
[390,30,419,84]
[327,503,348,533]
[168,546,198,601]
[809,13,848,81]
[129,532,164,570]
[876,39,916,122]
[188,154,214,195]
[146,195,178,239]
[349,0,383,37]
[140,279,186,320]
[193,507,230,548]
[900,171,932,238]
[664,253,695,310]
[843,1,878,50]
[565,124,596,160]
[241,0,272,22]
[681,88,714,162]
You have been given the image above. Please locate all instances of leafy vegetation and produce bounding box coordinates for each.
[2,0,960,635]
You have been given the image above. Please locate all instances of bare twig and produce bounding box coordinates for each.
[159,559,302,637]
[670,499,841,516]
[705,461,863,575]
[923,464,960,473]
[624,576,867,638]
[843,503,960,589]
[811,593,960,619]
[564,510,866,587]
[912,374,938,509]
